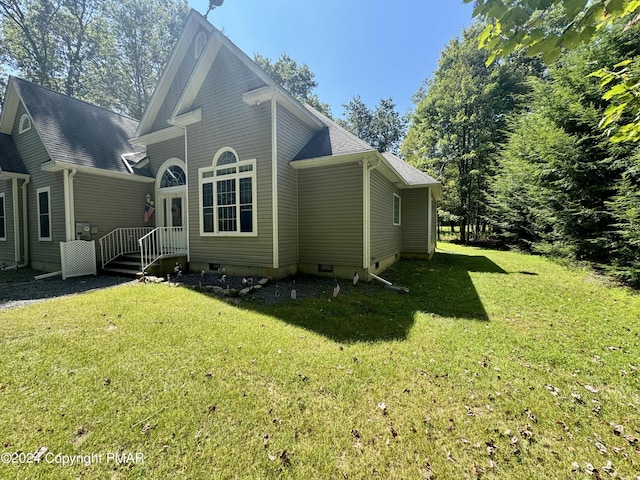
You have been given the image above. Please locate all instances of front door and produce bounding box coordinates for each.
[164,195,184,228]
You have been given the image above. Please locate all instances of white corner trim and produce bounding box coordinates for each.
[271,99,279,269]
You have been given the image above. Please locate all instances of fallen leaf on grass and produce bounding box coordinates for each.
[610,423,624,436]
[572,392,585,404]
[585,385,599,394]
[524,409,538,423]
[421,462,434,480]
[545,384,560,396]
[624,434,638,445]
[595,441,607,454]
[378,402,387,415]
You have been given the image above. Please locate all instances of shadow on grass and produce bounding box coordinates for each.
[236,251,507,344]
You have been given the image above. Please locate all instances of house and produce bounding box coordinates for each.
[0,9,441,281]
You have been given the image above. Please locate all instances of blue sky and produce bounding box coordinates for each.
[189,0,475,118]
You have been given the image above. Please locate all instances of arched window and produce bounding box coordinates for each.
[19,114,31,134]
[199,147,256,235]
[160,165,186,188]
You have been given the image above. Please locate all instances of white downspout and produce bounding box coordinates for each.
[427,188,433,254]
[12,178,20,264]
[20,177,30,267]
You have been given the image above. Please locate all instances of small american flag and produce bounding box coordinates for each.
[144,203,155,223]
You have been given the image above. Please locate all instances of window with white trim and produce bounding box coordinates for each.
[393,193,401,226]
[37,187,52,241]
[19,114,31,134]
[0,193,6,240]
[199,148,257,236]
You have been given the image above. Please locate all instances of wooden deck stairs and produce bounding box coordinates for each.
[101,253,143,277]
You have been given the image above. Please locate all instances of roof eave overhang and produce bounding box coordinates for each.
[0,170,30,180]
[129,125,184,147]
[289,151,375,170]
[41,160,155,183]
[243,86,324,130]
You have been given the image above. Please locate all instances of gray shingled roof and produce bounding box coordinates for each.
[0,133,28,175]
[293,105,440,189]
[293,105,375,160]
[382,152,439,186]
[12,77,148,177]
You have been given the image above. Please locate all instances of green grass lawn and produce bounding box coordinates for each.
[0,243,638,479]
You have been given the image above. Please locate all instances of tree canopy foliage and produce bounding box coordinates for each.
[338,96,406,154]
[253,53,331,117]
[402,25,532,242]
[0,0,189,117]
[465,0,640,142]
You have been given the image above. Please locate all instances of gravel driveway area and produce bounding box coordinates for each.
[0,268,136,310]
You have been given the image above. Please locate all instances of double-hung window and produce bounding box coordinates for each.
[393,193,401,226]
[0,193,6,240]
[37,187,52,241]
[199,149,257,236]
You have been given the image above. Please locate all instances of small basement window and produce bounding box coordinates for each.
[318,264,334,273]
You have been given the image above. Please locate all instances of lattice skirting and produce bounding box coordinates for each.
[60,240,97,280]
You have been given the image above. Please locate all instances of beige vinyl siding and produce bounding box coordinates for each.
[401,188,430,253]
[186,45,273,267]
[150,30,203,133]
[148,136,186,178]
[73,172,149,237]
[12,102,64,271]
[0,182,15,263]
[298,163,363,266]
[276,106,316,268]
[370,169,402,263]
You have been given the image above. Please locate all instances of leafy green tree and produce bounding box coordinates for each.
[402,25,530,242]
[489,22,640,278]
[254,53,331,117]
[0,0,188,117]
[338,96,407,154]
[464,0,640,142]
[101,0,188,118]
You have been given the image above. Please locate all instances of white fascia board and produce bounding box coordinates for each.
[0,171,29,180]
[0,82,21,134]
[129,125,184,147]
[289,152,373,170]
[41,161,155,183]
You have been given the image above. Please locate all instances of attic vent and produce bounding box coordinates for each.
[195,31,207,59]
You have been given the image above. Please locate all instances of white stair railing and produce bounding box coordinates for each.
[139,227,187,273]
[99,227,153,269]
